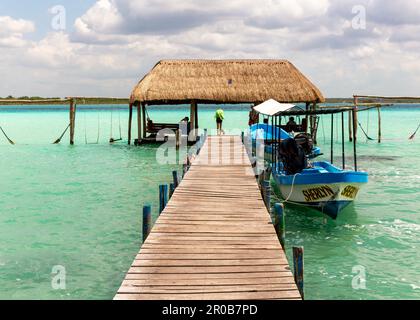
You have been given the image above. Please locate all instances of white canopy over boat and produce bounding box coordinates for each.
[253,99,302,116]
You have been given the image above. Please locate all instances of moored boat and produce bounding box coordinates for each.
[273,161,368,219]
[249,100,369,219]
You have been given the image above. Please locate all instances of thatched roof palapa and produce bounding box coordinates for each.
[131,59,325,105]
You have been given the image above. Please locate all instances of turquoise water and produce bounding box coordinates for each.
[0,104,419,299]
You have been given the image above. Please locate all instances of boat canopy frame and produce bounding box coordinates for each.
[255,106,359,172]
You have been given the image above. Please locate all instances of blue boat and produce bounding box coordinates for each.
[273,160,368,219]
[249,100,369,220]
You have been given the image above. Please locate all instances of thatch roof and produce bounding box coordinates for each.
[130,59,325,105]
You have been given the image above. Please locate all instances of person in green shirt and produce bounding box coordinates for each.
[215,108,225,135]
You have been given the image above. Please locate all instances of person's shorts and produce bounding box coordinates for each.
[216,119,223,124]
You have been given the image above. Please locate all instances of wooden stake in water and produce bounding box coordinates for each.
[172,171,179,189]
[293,246,304,299]
[273,203,285,249]
[262,180,271,210]
[169,183,175,199]
[142,205,152,243]
[159,185,168,215]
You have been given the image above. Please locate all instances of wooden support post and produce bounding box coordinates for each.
[137,104,142,144]
[377,107,382,143]
[293,246,304,299]
[69,99,76,145]
[169,183,175,199]
[182,163,188,178]
[241,131,244,143]
[273,203,285,249]
[159,185,168,215]
[142,205,152,243]
[194,102,199,131]
[263,180,271,210]
[352,108,358,172]
[190,101,197,141]
[264,166,272,181]
[175,129,180,149]
[258,169,265,189]
[172,170,179,189]
[142,103,147,139]
[128,103,133,145]
[353,96,358,143]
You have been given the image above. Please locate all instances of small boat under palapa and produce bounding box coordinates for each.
[249,99,368,219]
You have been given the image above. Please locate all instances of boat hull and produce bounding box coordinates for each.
[273,162,368,219]
[274,181,364,219]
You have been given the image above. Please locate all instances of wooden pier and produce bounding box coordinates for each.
[114,135,301,300]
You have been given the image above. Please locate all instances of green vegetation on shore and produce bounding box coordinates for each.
[0,96,129,105]
[1,96,420,106]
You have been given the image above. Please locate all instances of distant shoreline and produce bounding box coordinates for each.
[1,97,420,106]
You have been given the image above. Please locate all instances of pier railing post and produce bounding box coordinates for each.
[159,185,168,215]
[172,170,179,189]
[142,205,152,243]
[274,203,285,249]
[169,183,175,199]
[262,180,271,210]
[293,246,304,299]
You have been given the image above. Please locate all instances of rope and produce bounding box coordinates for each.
[280,173,300,203]
[145,106,151,121]
[320,115,326,143]
[409,124,420,140]
[357,121,374,141]
[52,124,70,144]
[0,126,15,145]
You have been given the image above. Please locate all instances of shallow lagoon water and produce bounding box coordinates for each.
[0,104,419,299]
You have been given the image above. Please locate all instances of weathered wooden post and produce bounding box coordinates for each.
[169,183,175,198]
[241,131,244,143]
[175,129,180,149]
[137,104,142,144]
[273,203,285,249]
[172,170,179,189]
[128,103,133,145]
[142,103,147,139]
[142,205,152,243]
[159,185,168,215]
[348,110,353,142]
[293,246,304,299]
[353,96,359,143]
[262,180,271,210]
[182,163,188,178]
[69,99,76,145]
[377,106,382,143]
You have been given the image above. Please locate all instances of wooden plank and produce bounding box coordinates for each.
[118,284,299,294]
[121,277,295,286]
[114,135,300,301]
[115,290,301,300]
[127,265,291,274]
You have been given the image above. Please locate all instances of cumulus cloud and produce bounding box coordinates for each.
[0,16,35,47]
[3,0,420,98]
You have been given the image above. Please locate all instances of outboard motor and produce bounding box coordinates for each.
[294,133,314,156]
[278,138,308,175]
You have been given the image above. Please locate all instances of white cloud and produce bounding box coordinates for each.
[3,0,420,98]
[0,16,35,47]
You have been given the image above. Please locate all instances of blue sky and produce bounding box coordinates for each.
[1,0,420,98]
[0,0,94,39]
